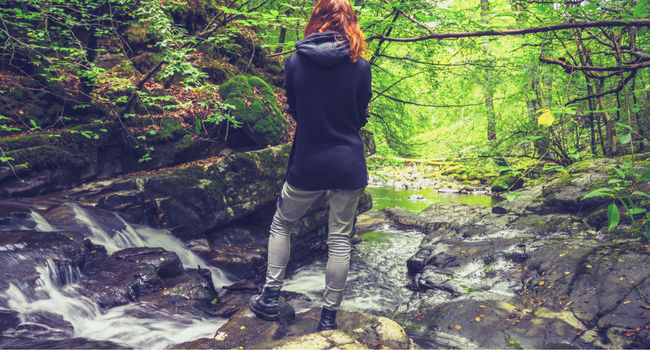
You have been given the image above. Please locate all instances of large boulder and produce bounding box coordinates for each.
[218,76,287,146]
[172,303,412,350]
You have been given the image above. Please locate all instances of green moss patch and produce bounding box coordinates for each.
[218,75,286,146]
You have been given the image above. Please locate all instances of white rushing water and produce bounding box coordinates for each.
[0,204,235,348]
[1,261,226,349]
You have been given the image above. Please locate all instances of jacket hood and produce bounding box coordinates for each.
[295,32,351,66]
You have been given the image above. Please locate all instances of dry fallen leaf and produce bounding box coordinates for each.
[586,265,592,268]
[620,277,625,280]
[506,318,512,321]
[479,305,486,308]
[623,301,631,304]
[475,317,481,322]
[565,272,570,275]
[535,311,540,315]
[560,314,565,316]
[539,281,545,286]
[625,332,634,337]
[455,325,461,330]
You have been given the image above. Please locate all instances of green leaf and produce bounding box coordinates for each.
[620,133,632,144]
[506,193,518,202]
[607,203,620,231]
[641,168,650,180]
[634,2,647,17]
[628,208,646,215]
[611,166,625,179]
[608,179,622,184]
[646,225,650,243]
[634,191,650,198]
[211,298,218,304]
[581,188,615,200]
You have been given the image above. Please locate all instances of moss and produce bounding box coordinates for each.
[218,75,286,146]
[5,145,89,170]
[231,143,291,178]
[265,64,282,75]
[491,173,524,192]
[168,164,227,210]
[0,122,121,171]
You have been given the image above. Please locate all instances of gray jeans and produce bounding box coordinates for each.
[265,182,362,310]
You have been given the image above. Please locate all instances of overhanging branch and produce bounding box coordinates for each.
[366,19,650,42]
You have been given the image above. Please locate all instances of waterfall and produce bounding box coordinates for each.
[1,260,226,349]
[0,202,234,348]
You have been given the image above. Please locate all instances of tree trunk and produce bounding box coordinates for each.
[481,0,496,141]
[597,80,617,155]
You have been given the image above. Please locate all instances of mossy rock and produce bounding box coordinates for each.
[218,75,286,146]
[491,173,524,193]
[169,0,220,33]
[465,172,479,181]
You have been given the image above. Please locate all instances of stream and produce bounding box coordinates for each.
[0,187,496,348]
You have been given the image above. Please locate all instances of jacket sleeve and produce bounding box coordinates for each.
[357,61,372,128]
[283,56,298,121]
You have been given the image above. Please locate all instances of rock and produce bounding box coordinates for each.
[438,186,461,193]
[355,210,390,233]
[112,248,184,279]
[392,193,650,349]
[408,194,425,200]
[218,76,286,146]
[139,267,219,318]
[0,310,19,333]
[0,203,37,231]
[490,173,524,193]
[383,206,456,233]
[79,249,165,309]
[5,310,74,339]
[172,306,412,350]
[0,230,88,296]
[0,337,129,349]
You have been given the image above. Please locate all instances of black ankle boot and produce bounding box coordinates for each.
[318,307,338,331]
[249,287,281,321]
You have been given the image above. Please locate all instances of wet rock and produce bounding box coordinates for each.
[5,310,74,339]
[0,203,36,231]
[0,337,130,349]
[0,230,88,296]
[394,196,650,349]
[0,309,19,333]
[408,194,425,200]
[112,247,184,279]
[138,268,218,318]
[172,306,412,350]
[355,210,390,233]
[79,250,164,309]
[383,207,454,232]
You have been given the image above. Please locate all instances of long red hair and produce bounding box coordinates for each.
[304,0,369,62]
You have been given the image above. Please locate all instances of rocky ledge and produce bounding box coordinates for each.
[173,296,412,350]
[356,156,650,349]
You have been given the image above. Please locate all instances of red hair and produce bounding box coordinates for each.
[304,0,369,62]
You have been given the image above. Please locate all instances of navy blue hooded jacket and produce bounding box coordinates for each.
[283,31,372,190]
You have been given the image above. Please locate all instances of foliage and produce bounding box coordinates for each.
[581,163,650,241]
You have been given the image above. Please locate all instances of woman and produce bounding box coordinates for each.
[249,0,372,332]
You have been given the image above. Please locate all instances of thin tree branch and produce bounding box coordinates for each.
[366,19,650,42]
